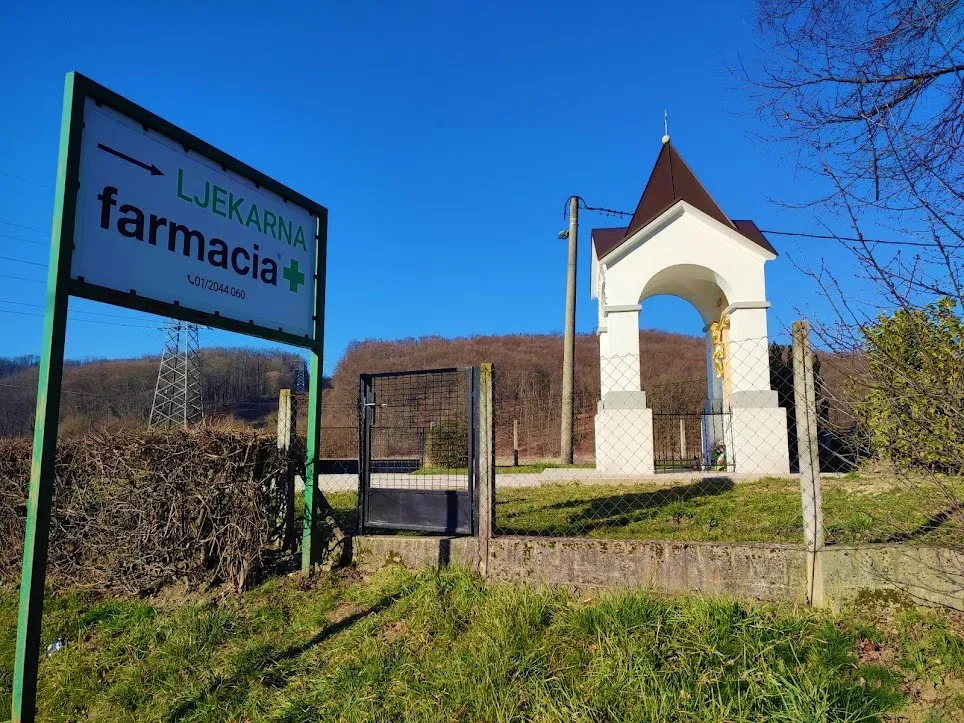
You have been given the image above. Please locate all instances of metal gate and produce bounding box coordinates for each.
[358,367,479,534]
[652,410,735,472]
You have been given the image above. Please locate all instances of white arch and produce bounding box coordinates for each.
[639,264,731,326]
[592,204,789,476]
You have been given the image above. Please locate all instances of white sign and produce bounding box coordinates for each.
[70,98,317,338]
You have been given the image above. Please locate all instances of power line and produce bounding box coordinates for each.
[563,197,634,221]
[0,254,46,268]
[568,201,963,249]
[0,219,47,235]
[0,308,162,330]
[0,381,152,400]
[582,203,633,219]
[759,229,964,249]
[0,273,44,285]
[0,232,46,247]
[0,298,158,323]
[0,307,160,329]
[0,169,52,190]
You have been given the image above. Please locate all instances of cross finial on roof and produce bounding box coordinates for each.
[662,110,670,144]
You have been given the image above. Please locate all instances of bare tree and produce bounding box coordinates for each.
[746,1,964,566]
[746,0,963,298]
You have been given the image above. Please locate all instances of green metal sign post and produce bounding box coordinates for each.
[302,209,328,572]
[11,74,81,723]
[11,72,329,723]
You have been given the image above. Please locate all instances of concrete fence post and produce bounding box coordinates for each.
[791,320,826,607]
[277,389,296,550]
[277,389,293,450]
[477,364,495,576]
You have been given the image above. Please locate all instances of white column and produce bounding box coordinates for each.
[723,303,789,474]
[704,326,723,402]
[595,304,653,475]
[600,307,642,394]
[726,306,774,403]
[597,327,612,396]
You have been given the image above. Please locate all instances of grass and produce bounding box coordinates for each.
[325,472,964,544]
[3,567,962,722]
[413,462,595,475]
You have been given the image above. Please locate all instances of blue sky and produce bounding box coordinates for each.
[0,0,860,373]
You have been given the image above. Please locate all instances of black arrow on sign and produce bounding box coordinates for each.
[96,143,163,176]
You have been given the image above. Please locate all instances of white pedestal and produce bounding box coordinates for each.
[730,407,790,475]
[594,407,655,475]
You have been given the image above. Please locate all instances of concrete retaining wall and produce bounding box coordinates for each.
[822,544,964,611]
[352,535,480,572]
[487,537,808,602]
[350,534,964,610]
[352,535,807,603]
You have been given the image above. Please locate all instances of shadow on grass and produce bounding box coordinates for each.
[165,592,401,720]
[826,501,964,545]
[883,502,964,544]
[329,504,360,536]
[496,477,735,537]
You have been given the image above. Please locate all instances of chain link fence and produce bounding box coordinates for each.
[302,320,962,561]
[493,337,803,541]
[811,339,964,551]
[286,398,360,534]
[491,325,964,558]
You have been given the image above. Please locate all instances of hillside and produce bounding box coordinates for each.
[321,331,707,459]
[0,330,708,457]
[0,348,305,437]
[0,356,38,380]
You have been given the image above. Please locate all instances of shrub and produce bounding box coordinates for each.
[857,298,964,473]
[424,420,469,468]
[0,428,294,595]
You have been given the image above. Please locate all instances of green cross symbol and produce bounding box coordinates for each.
[282,259,306,293]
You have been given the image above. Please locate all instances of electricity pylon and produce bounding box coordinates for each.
[149,321,203,429]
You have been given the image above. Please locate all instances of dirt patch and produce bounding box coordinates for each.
[823,476,905,495]
[857,638,897,666]
[379,619,408,643]
[150,578,239,609]
[894,675,964,723]
[325,600,367,625]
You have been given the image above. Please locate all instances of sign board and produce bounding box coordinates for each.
[71,99,318,338]
[12,72,329,723]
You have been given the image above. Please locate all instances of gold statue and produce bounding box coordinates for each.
[710,312,730,379]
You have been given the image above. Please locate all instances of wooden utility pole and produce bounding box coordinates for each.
[560,196,578,464]
[513,418,520,467]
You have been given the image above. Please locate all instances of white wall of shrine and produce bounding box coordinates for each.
[592,200,789,475]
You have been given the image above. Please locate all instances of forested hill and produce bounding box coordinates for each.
[324,331,706,413]
[321,332,707,459]
[0,356,39,379]
[0,330,707,441]
[0,349,306,437]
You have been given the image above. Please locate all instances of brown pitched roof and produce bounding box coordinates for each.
[591,227,628,259]
[731,219,778,256]
[625,141,734,238]
[591,141,777,259]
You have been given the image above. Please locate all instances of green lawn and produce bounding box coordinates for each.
[413,462,595,475]
[3,567,962,721]
[329,473,964,544]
